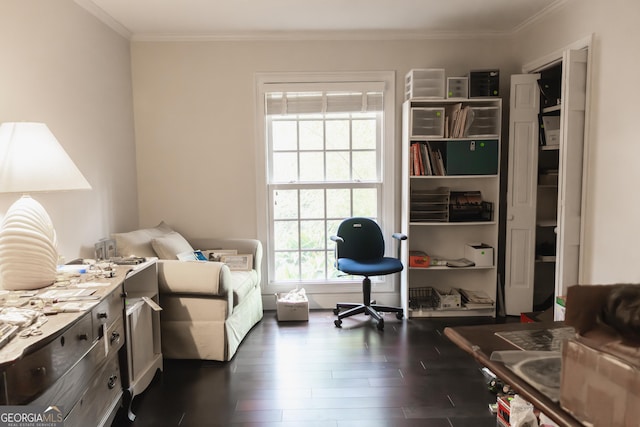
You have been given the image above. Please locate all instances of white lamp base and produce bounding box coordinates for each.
[0,195,58,290]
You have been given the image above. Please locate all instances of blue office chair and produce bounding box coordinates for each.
[331,217,406,330]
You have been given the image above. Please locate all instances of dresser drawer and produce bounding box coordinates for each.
[2,312,93,404]
[92,285,124,340]
[64,351,122,427]
[30,316,123,418]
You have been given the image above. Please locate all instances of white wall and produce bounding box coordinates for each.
[131,38,517,242]
[0,0,139,261]
[513,0,640,284]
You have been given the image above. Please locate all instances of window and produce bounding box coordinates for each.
[256,72,396,293]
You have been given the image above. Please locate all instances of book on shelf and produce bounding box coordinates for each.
[411,142,440,176]
[446,103,474,138]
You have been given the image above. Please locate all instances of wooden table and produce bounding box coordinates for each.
[444,321,582,427]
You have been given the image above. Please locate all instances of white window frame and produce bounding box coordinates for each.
[255,71,396,296]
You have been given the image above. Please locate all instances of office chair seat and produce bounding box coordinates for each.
[336,257,403,277]
[331,217,406,330]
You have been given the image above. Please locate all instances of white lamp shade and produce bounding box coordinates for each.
[0,122,91,290]
[0,122,91,193]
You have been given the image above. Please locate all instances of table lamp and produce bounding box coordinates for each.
[0,122,91,290]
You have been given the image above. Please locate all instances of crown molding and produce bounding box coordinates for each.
[130,29,509,43]
[74,0,132,39]
[75,0,566,43]
[509,0,569,35]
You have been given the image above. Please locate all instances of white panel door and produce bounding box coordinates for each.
[505,74,540,316]
[555,49,588,309]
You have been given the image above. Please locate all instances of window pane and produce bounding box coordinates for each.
[326,189,351,218]
[300,189,324,219]
[301,250,327,280]
[328,255,341,279]
[299,152,324,181]
[352,119,376,149]
[273,152,298,182]
[326,120,349,150]
[352,151,377,181]
[272,121,297,151]
[326,219,342,248]
[325,151,350,181]
[274,251,299,281]
[274,220,299,250]
[299,120,323,150]
[300,220,325,249]
[353,188,377,217]
[273,190,298,220]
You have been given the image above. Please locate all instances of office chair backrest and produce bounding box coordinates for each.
[336,218,385,261]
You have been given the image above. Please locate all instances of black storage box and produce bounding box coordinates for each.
[445,139,498,175]
[469,70,499,98]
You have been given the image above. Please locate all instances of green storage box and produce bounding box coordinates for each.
[445,140,498,175]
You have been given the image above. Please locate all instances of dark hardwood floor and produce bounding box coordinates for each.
[112,310,508,427]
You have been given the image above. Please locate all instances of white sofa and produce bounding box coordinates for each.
[112,223,263,361]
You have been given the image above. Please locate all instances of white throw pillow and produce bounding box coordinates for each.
[112,221,174,257]
[151,231,194,260]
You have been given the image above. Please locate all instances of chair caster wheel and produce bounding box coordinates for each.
[333,308,340,315]
[377,320,384,330]
[396,312,404,320]
[334,319,342,328]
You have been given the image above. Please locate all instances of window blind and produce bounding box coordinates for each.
[265,91,383,116]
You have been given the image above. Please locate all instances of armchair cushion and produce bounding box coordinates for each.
[112,221,173,257]
[158,260,230,296]
[152,231,194,260]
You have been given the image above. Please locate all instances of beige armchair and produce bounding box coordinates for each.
[112,224,263,361]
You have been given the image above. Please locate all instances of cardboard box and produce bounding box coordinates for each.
[497,395,510,426]
[275,293,309,321]
[560,338,640,426]
[464,243,494,267]
[560,284,640,426]
[409,251,430,268]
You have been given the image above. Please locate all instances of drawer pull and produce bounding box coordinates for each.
[97,312,108,319]
[107,374,118,389]
[31,366,47,377]
[110,331,121,345]
[78,333,89,341]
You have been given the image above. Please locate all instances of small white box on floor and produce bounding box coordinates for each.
[464,243,494,267]
[275,292,309,321]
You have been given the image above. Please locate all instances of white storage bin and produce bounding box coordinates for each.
[447,77,469,99]
[433,287,461,309]
[466,106,500,137]
[464,243,494,267]
[405,69,445,100]
[410,107,445,138]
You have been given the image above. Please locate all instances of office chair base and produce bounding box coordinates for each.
[333,303,403,330]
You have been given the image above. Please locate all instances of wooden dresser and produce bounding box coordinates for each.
[0,260,162,427]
